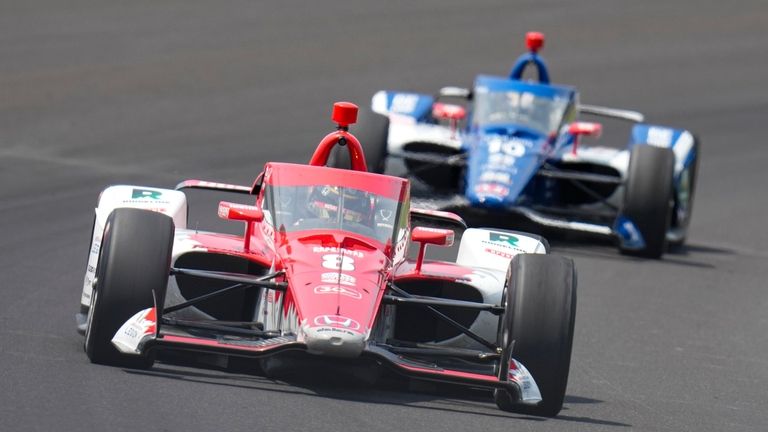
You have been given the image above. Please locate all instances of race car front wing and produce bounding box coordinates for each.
[109,268,542,405]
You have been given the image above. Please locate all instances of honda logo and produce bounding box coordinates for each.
[313,315,361,331]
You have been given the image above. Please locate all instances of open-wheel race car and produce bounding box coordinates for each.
[332,32,699,258]
[76,102,577,417]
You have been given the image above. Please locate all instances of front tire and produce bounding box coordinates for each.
[669,136,700,248]
[618,144,675,258]
[494,254,577,417]
[84,208,174,368]
[329,105,389,173]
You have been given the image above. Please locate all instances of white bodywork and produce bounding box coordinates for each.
[378,95,696,217]
[387,114,462,155]
[112,307,157,355]
[80,185,188,308]
[424,227,548,350]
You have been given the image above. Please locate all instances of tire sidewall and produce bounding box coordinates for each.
[496,254,576,417]
[620,145,675,258]
[84,208,173,367]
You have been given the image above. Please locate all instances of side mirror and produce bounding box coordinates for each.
[218,201,263,252]
[411,226,455,247]
[432,103,466,139]
[218,201,264,223]
[411,227,454,273]
[567,121,602,154]
[568,121,602,138]
[432,103,467,122]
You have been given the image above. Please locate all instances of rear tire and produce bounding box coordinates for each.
[618,145,675,258]
[494,254,577,417]
[84,208,174,368]
[329,106,389,173]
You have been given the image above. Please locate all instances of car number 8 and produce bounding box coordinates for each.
[322,254,355,271]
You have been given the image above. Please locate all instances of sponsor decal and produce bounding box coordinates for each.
[479,171,511,184]
[196,181,246,190]
[315,327,359,337]
[218,202,260,218]
[390,94,419,114]
[313,315,361,331]
[260,221,275,250]
[506,359,542,402]
[414,226,448,234]
[484,248,516,259]
[489,232,518,246]
[481,232,526,254]
[131,188,163,200]
[487,153,517,166]
[320,272,356,286]
[474,183,510,196]
[313,285,363,300]
[312,246,363,258]
[392,227,409,264]
[122,188,170,205]
[111,307,157,354]
[647,126,674,148]
[140,207,168,213]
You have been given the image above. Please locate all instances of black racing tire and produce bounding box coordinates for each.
[329,106,389,173]
[494,254,577,417]
[669,136,700,249]
[84,208,174,368]
[619,144,675,259]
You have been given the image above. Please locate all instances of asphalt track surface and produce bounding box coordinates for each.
[2,1,768,431]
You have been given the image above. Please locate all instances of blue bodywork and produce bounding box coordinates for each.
[464,76,576,209]
[373,44,697,251]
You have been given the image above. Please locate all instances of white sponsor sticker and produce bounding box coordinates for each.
[647,126,674,148]
[313,285,363,300]
[479,171,511,184]
[312,246,363,258]
[320,272,357,286]
[390,94,419,114]
[111,307,157,354]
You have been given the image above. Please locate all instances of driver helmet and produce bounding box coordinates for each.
[308,186,373,224]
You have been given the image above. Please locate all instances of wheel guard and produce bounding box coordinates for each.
[112,307,158,355]
[507,358,543,403]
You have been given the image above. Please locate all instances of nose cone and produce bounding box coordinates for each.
[278,235,387,358]
[302,319,366,357]
[468,183,512,208]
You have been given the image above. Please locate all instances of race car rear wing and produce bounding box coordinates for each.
[579,104,645,123]
[175,179,252,194]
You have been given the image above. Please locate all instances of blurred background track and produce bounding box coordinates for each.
[1,1,767,431]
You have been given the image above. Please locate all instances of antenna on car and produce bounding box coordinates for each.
[332,101,358,133]
[509,31,550,84]
[308,102,369,172]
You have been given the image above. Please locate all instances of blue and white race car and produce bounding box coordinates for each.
[332,32,699,258]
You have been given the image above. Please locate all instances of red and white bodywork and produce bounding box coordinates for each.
[79,102,553,405]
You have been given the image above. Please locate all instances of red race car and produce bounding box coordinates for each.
[76,102,577,417]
